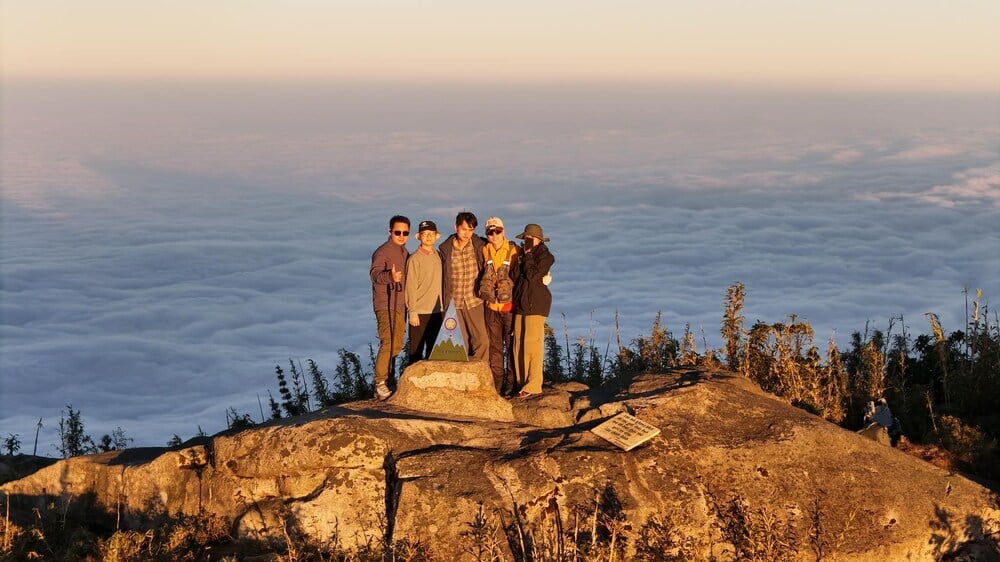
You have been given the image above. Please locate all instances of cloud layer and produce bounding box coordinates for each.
[2,82,998,450]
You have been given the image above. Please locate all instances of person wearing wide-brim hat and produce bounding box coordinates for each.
[512,223,554,397]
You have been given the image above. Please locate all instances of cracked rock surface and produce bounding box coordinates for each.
[3,365,998,560]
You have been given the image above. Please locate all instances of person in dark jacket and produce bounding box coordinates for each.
[512,223,554,397]
[369,215,410,400]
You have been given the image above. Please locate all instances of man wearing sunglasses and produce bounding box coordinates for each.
[369,215,410,400]
[479,217,520,395]
[439,211,489,362]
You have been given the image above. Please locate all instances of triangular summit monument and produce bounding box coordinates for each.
[428,299,468,361]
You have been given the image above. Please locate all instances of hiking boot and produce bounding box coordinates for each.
[375,382,392,401]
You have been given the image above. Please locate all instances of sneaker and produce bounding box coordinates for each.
[375,382,392,400]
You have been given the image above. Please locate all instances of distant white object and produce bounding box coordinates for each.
[865,398,894,428]
[862,398,903,446]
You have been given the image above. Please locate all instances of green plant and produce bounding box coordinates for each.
[98,529,154,562]
[568,335,607,386]
[926,312,951,408]
[0,493,105,561]
[808,491,855,562]
[160,512,232,559]
[722,282,746,371]
[267,390,283,419]
[275,360,310,417]
[936,415,1000,477]
[308,359,333,407]
[3,433,21,456]
[460,502,505,562]
[818,337,848,424]
[679,324,699,366]
[98,427,133,452]
[56,404,97,458]
[633,514,698,562]
[635,312,678,373]
[717,497,797,562]
[855,330,887,403]
[334,348,373,402]
[226,407,257,431]
[544,322,566,381]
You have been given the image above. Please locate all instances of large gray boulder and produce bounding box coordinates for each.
[389,359,514,422]
[3,366,997,561]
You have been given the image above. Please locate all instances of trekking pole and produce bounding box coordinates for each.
[389,276,402,383]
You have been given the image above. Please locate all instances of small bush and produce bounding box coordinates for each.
[937,415,1000,479]
[161,512,232,557]
[633,514,698,561]
[98,529,154,562]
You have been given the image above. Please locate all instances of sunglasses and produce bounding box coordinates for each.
[486,228,504,235]
[392,230,410,236]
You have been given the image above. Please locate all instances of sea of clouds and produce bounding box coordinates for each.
[1,81,997,451]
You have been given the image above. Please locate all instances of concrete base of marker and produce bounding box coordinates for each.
[389,360,515,422]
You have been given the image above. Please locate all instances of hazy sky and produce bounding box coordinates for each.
[3,1,999,89]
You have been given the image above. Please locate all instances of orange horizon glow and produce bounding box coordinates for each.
[2,1,998,92]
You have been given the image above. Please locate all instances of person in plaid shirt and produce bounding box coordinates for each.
[438,211,489,362]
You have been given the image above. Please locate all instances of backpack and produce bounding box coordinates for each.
[479,258,514,304]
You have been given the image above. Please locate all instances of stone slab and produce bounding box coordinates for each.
[591,412,661,451]
[389,360,514,422]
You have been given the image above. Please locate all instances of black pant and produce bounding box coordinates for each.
[408,312,444,364]
[485,307,514,393]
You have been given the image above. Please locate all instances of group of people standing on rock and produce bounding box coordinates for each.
[369,211,554,402]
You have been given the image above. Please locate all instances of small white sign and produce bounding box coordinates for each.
[591,412,661,451]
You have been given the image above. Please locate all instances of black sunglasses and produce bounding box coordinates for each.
[486,228,504,235]
[392,230,410,236]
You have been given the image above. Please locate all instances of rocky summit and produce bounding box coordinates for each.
[2,363,998,561]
